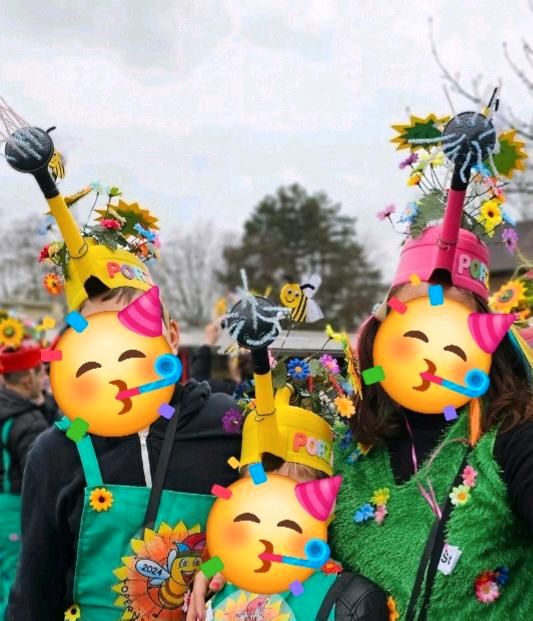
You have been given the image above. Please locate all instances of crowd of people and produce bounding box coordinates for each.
[0,99,530,621]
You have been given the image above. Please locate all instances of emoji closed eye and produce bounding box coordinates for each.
[277,519,302,533]
[403,330,429,342]
[76,361,102,378]
[443,344,467,361]
[233,512,261,523]
[118,349,147,362]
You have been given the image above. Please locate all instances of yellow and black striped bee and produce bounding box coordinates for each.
[47,150,65,181]
[280,274,324,323]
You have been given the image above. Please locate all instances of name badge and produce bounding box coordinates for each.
[438,543,462,575]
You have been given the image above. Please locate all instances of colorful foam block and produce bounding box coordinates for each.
[41,349,62,362]
[388,297,408,314]
[65,310,89,333]
[289,580,305,597]
[66,418,90,443]
[211,484,232,500]
[443,405,458,422]
[362,365,385,385]
[227,456,240,470]
[200,556,224,579]
[41,316,56,330]
[158,403,175,420]
[409,273,421,286]
[249,462,268,485]
[428,284,444,306]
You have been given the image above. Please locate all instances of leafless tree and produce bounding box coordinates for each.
[428,6,533,216]
[151,221,234,327]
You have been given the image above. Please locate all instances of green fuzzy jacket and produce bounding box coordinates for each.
[330,414,533,621]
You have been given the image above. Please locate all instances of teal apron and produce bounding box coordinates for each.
[210,572,337,621]
[0,419,21,619]
[56,417,215,621]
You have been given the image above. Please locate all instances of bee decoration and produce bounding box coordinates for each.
[48,150,65,181]
[280,273,324,323]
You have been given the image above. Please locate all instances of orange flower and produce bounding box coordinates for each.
[43,273,63,295]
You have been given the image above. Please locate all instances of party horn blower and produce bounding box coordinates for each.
[420,368,490,398]
[258,538,330,570]
[116,354,182,400]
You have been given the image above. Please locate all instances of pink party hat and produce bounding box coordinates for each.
[118,286,163,337]
[468,312,515,353]
[295,475,343,521]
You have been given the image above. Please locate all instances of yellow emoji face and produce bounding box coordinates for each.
[50,311,174,436]
[373,296,492,413]
[206,475,328,594]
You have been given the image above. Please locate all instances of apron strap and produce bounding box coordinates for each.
[143,385,184,529]
[1,419,15,494]
[55,416,103,488]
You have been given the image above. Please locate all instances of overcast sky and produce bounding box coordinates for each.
[0,0,531,280]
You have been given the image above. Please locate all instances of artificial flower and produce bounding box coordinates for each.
[489,280,527,314]
[320,354,340,375]
[341,381,354,395]
[398,202,418,224]
[371,488,391,506]
[354,503,375,523]
[374,504,388,525]
[339,428,353,450]
[89,181,109,194]
[461,465,478,488]
[43,273,63,295]
[233,379,254,400]
[449,484,471,506]
[501,208,517,226]
[357,442,372,455]
[472,162,491,177]
[475,579,500,604]
[347,449,361,464]
[501,227,518,254]
[64,604,81,621]
[287,358,310,381]
[377,205,396,221]
[37,215,55,235]
[387,595,400,621]
[100,218,122,230]
[477,199,503,237]
[495,566,510,586]
[222,408,244,433]
[399,153,418,169]
[47,241,63,260]
[415,147,445,169]
[335,396,355,419]
[0,318,25,349]
[89,487,114,512]
[407,173,422,186]
[321,560,343,575]
[38,244,50,263]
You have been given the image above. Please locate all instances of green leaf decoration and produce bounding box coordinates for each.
[108,186,123,197]
[409,191,445,239]
[308,359,321,375]
[272,361,287,389]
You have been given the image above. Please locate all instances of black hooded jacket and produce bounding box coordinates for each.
[6,380,241,621]
[0,386,50,493]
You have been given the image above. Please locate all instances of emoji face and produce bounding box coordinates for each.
[373,296,492,413]
[280,284,302,309]
[50,311,174,436]
[206,475,327,594]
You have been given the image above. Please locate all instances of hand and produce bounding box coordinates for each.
[186,571,226,621]
[205,321,221,347]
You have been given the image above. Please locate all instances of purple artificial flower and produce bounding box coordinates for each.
[501,227,518,254]
[320,354,340,375]
[376,204,396,221]
[222,408,244,433]
[399,153,418,169]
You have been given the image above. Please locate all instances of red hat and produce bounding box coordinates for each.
[0,345,42,374]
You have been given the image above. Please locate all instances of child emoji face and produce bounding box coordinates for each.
[50,311,174,436]
[373,295,492,413]
[206,474,329,594]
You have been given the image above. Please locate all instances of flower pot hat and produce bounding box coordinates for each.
[0,103,159,311]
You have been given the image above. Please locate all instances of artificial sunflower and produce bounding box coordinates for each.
[43,273,63,295]
[95,199,159,237]
[334,396,355,419]
[64,604,81,621]
[476,199,502,237]
[391,114,450,151]
[89,487,114,512]
[489,280,527,314]
[491,130,528,179]
[0,318,25,349]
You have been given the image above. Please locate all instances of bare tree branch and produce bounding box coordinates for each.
[503,41,533,94]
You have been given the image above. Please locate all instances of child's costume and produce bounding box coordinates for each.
[331,101,533,620]
[0,107,241,621]
[208,289,389,621]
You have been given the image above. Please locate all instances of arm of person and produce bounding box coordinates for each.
[6,430,73,620]
[186,571,226,621]
[8,409,49,474]
[494,420,533,531]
